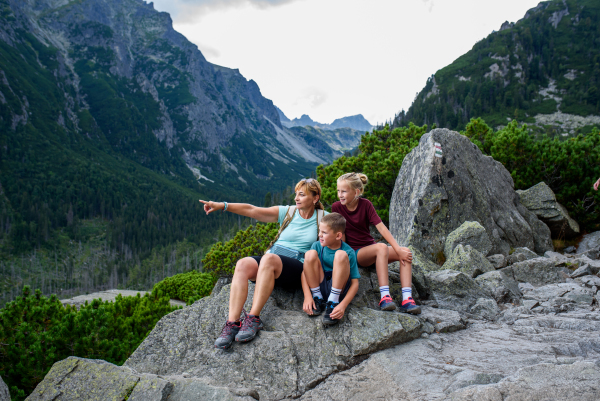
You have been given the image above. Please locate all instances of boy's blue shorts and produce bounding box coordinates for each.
[319,270,352,301]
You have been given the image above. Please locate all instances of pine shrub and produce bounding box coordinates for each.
[151,270,218,305]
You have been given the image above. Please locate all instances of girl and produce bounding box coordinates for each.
[332,172,420,314]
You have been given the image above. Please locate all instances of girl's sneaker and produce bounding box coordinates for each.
[399,297,421,315]
[378,295,397,311]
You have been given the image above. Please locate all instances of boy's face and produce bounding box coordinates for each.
[319,222,343,248]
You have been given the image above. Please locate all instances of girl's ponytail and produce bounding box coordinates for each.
[337,172,368,193]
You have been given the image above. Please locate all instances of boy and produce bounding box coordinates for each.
[301,213,360,325]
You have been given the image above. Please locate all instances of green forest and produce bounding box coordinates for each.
[392,0,600,134]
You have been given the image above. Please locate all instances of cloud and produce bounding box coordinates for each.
[196,42,221,59]
[294,87,328,110]
[151,0,302,23]
[421,0,434,13]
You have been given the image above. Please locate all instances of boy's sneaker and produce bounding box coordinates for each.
[235,314,263,342]
[379,295,397,311]
[399,297,421,315]
[323,301,340,326]
[312,297,326,316]
[214,320,241,349]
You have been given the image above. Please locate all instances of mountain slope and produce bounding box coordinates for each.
[392,0,600,135]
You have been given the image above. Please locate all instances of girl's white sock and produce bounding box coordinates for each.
[379,286,390,298]
[402,287,412,301]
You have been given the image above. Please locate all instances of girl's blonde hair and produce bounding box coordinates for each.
[337,172,368,195]
[295,178,325,210]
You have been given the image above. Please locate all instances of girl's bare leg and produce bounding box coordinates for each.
[388,246,413,289]
[356,243,390,287]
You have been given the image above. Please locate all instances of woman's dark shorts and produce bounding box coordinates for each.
[250,255,304,291]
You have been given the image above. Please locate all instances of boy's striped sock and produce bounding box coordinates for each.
[328,287,341,304]
[379,286,390,299]
[311,287,323,300]
[402,287,412,301]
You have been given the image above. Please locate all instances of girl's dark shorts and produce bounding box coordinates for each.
[250,255,304,291]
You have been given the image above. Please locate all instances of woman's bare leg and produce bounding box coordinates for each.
[228,257,259,322]
[249,253,283,316]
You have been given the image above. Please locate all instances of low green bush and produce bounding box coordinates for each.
[151,270,218,305]
[0,287,177,400]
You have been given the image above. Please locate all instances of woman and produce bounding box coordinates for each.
[200,178,326,349]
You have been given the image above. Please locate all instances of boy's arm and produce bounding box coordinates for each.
[329,279,359,320]
[301,272,316,315]
[375,222,413,264]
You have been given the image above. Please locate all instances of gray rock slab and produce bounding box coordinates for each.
[60,289,186,308]
[517,181,580,238]
[25,357,252,401]
[442,244,495,278]
[0,375,9,401]
[575,255,600,274]
[300,308,600,401]
[469,298,500,321]
[418,306,466,333]
[389,128,553,263]
[581,275,600,288]
[475,270,521,304]
[123,283,422,400]
[502,257,569,286]
[444,221,492,257]
[425,270,491,315]
[486,254,506,269]
[571,263,593,278]
[451,361,600,401]
[576,230,600,255]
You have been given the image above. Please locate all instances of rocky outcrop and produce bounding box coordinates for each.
[442,245,495,278]
[501,257,569,286]
[389,128,553,262]
[475,270,521,304]
[444,221,492,257]
[0,375,9,401]
[424,270,491,315]
[517,182,580,238]
[577,231,600,259]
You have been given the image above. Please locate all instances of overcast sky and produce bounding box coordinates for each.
[151,0,542,126]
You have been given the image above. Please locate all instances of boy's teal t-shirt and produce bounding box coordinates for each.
[309,240,361,279]
[273,206,328,257]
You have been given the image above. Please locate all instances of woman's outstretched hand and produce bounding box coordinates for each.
[199,200,223,215]
[594,178,600,191]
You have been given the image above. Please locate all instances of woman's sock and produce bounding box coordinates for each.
[402,287,412,301]
[328,287,341,304]
[379,286,390,299]
[311,286,323,299]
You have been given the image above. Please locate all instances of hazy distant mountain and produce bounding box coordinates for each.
[276,107,373,132]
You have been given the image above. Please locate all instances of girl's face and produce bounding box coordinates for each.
[337,180,359,206]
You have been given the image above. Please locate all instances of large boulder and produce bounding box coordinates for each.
[122,283,422,400]
[389,129,553,265]
[517,181,580,239]
[442,244,495,278]
[576,231,600,259]
[444,221,492,257]
[0,375,9,401]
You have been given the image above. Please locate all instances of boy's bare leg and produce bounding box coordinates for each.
[228,257,259,322]
[249,253,282,316]
[331,250,350,289]
[304,250,325,288]
[356,243,390,287]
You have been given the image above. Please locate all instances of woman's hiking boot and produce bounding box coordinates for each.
[399,297,421,314]
[378,295,397,311]
[235,314,263,342]
[323,301,340,326]
[214,320,241,349]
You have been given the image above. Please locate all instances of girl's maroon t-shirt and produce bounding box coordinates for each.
[332,198,382,251]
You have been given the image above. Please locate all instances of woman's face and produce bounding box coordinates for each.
[337,180,359,206]
[295,185,318,211]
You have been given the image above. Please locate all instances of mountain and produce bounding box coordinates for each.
[391,0,600,136]
[276,107,373,132]
[0,0,356,303]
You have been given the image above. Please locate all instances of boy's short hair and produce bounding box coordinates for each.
[321,213,346,234]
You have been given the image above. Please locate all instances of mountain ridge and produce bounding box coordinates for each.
[276,106,373,132]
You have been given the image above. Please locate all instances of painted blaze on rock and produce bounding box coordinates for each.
[389,128,552,262]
